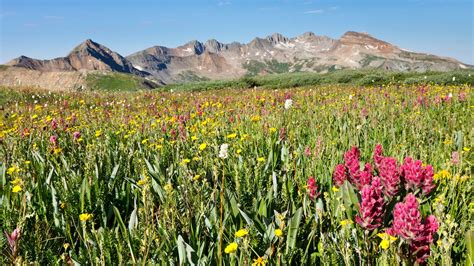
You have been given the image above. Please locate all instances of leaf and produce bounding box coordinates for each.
[177,235,195,266]
[128,199,138,232]
[113,206,136,263]
[466,230,474,266]
[285,207,302,254]
[229,195,239,217]
[239,208,254,226]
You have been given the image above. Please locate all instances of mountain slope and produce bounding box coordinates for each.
[7,39,147,76]
[127,31,469,83]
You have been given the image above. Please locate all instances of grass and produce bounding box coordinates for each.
[85,72,158,91]
[0,83,472,264]
[162,69,474,92]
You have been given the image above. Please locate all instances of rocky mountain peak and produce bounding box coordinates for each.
[182,40,205,55]
[301,31,316,38]
[205,39,224,53]
[266,33,289,44]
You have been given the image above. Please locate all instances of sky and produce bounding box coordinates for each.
[0,0,473,64]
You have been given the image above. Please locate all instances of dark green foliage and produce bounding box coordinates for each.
[161,69,474,92]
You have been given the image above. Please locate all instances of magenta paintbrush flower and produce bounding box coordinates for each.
[373,143,384,168]
[307,176,319,200]
[400,157,435,194]
[378,157,400,197]
[355,177,385,230]
[344,147,361,184]
[333,164,347,187]
[391,194,438,263]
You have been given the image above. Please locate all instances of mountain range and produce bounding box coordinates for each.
[2,31,471,89]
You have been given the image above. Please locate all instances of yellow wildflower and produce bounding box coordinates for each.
[7,165,20,175]
[79,213,92,221]
[332,186,340,192]
[236,149,242,154]
[250,115,261,122]
[269,127,277,133]
[252,257,267,266]
[164,183,173,193]
[181,158,191,165]
[463,147,470,152]
[340,219,353,227]
[224,242,238,254]
[10,178,22,186]
[137,178,148,186]
[377,233,397,250]
[443,139,452,145]
[235,228,249,238]
[199,143,207,151]
[193,175,201,181]
[257,157,265,163]
[434,170,451,180]
[275,229,283,237]
[95,130,102,137]
[12,185,22,193]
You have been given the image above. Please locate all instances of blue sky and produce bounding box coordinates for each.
[1,0,472,64]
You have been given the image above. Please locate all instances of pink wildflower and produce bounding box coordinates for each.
[391,194,438,263]
[73,131,81,141]
[49,135,58,146]
[344,146,361,184]
[378,157,400,197]
[400,157,435,194]
[373,144,384,169]
[355,177,385,230]
[51,118,58,130]
[451,151,460,165]
[307,176,319,200]
[333,164,347,187]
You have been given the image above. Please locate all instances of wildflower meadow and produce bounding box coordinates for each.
[0,84,472,265]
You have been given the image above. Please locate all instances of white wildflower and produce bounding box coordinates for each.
[218,143,229,159]
[284,99,293,110]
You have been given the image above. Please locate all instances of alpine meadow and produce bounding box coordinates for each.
[1,0,473,265]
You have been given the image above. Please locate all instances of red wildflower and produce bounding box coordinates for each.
[307,176,319,200]
[373,144,384,169]
[355,177,385,230]
[344,146,361,184]
[400,157,435,194]
[391,194,438,263]
[333,164,347,187]
[378,157,400,197]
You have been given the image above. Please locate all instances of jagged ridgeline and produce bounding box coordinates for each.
[2,31,472,90]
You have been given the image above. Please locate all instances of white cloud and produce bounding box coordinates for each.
[304,9,324,14]
[218,1,231,6]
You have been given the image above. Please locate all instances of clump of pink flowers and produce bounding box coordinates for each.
[332,144,438,263]
[389,194,438,263]
[355,177,385,229]
[307,176,320,200]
